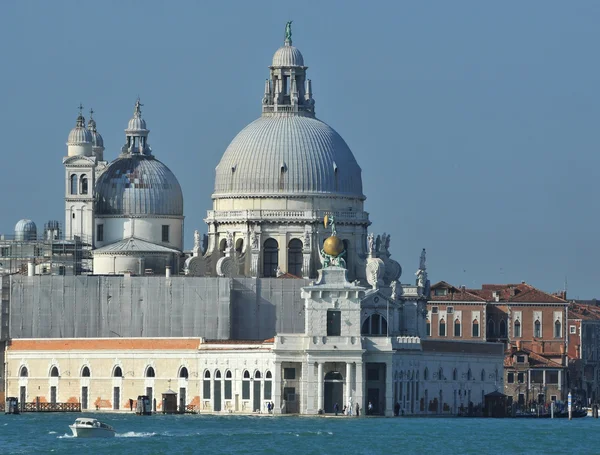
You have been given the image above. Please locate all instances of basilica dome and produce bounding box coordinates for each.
[272,43,304,67]
[214,115,363,198]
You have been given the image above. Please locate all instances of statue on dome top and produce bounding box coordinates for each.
[419,248,426,270]
[285,21,293,43]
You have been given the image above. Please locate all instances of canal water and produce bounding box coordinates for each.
[0,413,596,454]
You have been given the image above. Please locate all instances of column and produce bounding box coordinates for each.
[346,362,352,408]
[317,362,324,412]
[356,362,364,414]
[273,361,282,414]
[558,370,562,391]
[385,361,394,416]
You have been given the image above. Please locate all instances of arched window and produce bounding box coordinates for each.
[472,319,479,337]
[255,370,261,380]
[487,319,495,338]
[287,239,303,277]
[146,367,155,378]
[113,366,122,377]
[439,318,446,337]
[426,318,431,336]
[500,320,507,338]
[225,370,233,400]
[424,368,429,380]
[19,366,28,377]
[242,370,251,400]
[454,318,461,337]
[534,320,541,338]
[203,370,211,400]
[514,319,521,337]
[50,366,59,377]
[179,367,189,379]
[453,369,457,381]
[361,314,388,336]
[235,238,244,254]
[263,239,279,277]
[219,239,227,253]
[80,174,88,195]
[81,366,90,377]
[70,174,77,195]
[481,369,486,381]
[215,370,221,380]
[554,319,562,338]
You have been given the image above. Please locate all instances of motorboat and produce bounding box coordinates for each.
[69,418,115,438]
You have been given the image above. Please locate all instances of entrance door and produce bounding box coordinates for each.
[324,371,344,413]
[114,387,120,410]
[20,386,26,410]
[81,387,88,410]
[214,381,222,412]
[367,388,380,414]
[50,386,57,405]
[179,387,186,413]
[146,387,153,410]
[253,380,261,412]
[365,363,386,415]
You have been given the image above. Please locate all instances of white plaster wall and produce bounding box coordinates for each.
[93,255,144,275]
[213,195,364,212]
[68,144,92,157]
[95,217,183,250]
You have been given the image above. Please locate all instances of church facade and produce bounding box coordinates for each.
[2,25,504,416]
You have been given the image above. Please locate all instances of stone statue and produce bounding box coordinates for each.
[285,21,293,42]
[325,214,337,236]
[385,234,391,251]
[193,230,200,252]
[419,248,426,270]
[226,231,234,251]
[416,269,426,288]
[303,230,311,249]
[391,280,398,300]
[276,266,284,277]
[367,233,374,255]
[251,228,259,250]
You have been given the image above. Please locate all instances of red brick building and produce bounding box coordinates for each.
[568,302,600,405]
[428,281,569,407]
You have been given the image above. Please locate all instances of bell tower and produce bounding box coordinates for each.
[63,104,97,247]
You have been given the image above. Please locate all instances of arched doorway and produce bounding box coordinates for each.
[324,371,344,413]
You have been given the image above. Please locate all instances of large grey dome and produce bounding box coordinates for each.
[95,155,183,216]
[213,115,363,198]
[272,43,304,67]
[14,219,37,241]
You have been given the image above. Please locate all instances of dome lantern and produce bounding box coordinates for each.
[122,98,151,156]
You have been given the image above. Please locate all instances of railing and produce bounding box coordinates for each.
[205,209,369,224]
[21,402,81,412]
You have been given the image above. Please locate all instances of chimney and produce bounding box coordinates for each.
[516,340,522,351]
[492,291,500,302]
[165,266,172,278]
[27,262,34,277]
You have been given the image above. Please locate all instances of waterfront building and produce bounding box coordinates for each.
[567,301,600,405]
[427,281,569,407]
[2,24,504,416]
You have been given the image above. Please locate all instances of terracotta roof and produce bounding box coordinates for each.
[466,283,567,304]
[569,302,600,321]
[429,281,486,302]
[504,345,564,369]
[8,338,201,351]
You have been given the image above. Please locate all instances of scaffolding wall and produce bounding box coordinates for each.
[9,275,309,341]
[10,276,231,339]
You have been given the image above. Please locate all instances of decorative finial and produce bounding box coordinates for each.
[285,21,293,44]
[89,108,94,119]
[78,103,84,115]
[134,97,143,118]
[324,214,336,237]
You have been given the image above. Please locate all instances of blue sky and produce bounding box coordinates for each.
[0,1,598,298]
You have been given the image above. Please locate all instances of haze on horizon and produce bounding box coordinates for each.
[0,1,597,298]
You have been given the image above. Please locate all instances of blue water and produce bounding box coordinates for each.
[0,413,596,455]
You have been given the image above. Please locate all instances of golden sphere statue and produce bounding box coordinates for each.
[323,235,344,257]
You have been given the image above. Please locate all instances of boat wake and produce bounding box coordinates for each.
[116,431,157,438]
[57,434,75,439]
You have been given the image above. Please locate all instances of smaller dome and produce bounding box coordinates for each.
[272,43,304,67]
[88,116,104,148]
[67,113,92,144]
[323,236,344,257]
[15,219,37,241]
